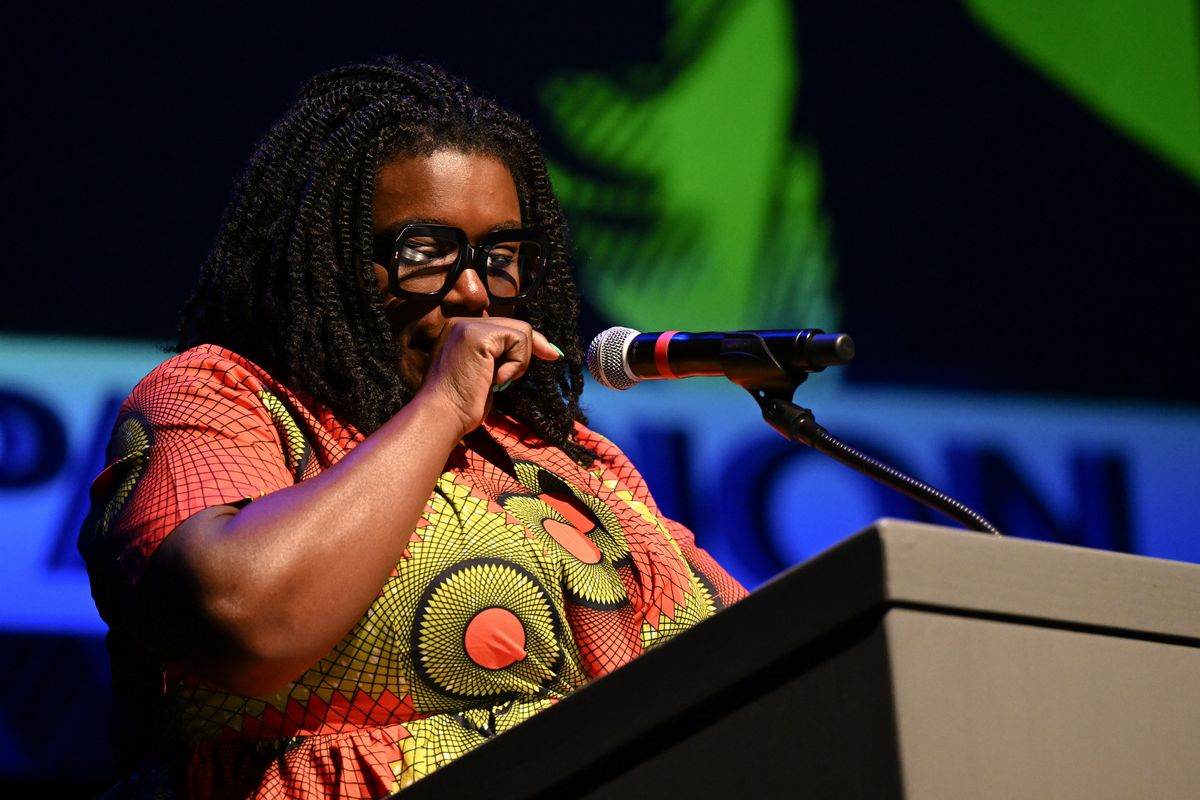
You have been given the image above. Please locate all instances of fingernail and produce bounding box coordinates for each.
[549,343,565,358]
[492,379,513,393]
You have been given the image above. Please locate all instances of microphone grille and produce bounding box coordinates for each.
[586,326,641,390]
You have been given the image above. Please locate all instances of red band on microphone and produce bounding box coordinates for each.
[654,331,678,379]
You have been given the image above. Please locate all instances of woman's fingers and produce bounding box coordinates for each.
[530,329,564,363]
[488,324,564,390]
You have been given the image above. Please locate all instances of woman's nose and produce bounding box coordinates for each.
[442,264,490,315]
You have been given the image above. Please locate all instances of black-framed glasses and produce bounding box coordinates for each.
[372,224,548,304]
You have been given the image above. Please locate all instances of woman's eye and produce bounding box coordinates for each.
[486,246,519,270]
[399,238,456,265]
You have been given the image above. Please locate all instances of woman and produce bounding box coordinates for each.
[80,59,745,798]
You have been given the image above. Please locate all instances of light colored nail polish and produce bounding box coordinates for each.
[493,379,513,393]
[549,343,565,358]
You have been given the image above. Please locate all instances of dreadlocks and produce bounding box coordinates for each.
[179,59,593,464]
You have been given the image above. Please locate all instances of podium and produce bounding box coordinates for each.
[402,520,1200,799]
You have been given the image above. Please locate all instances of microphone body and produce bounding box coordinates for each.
[587,327,855,390]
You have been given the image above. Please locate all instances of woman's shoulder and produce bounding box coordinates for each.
[118,345,298,435]
[137,343,275,389]
[131,345,362,459]
[126,344,303,410]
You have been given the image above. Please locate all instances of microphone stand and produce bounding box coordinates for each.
[720,334,1001,536]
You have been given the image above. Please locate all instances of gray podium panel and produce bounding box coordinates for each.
[400,520,1200,799]
[888,609,1200,799]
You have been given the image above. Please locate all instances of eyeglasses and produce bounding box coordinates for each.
[372,224,548,304]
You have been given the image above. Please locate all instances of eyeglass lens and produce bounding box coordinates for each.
[396,231,543,299]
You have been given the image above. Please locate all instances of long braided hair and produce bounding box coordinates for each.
[179,59,593,464]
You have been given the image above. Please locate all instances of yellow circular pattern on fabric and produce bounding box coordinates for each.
[413,559,562,701]
[511,460,631,563]
[501,495,630,609]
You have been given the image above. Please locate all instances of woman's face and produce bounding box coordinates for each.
[372,148,523,391]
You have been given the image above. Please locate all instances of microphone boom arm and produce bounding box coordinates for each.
[724,335,1001,536]
[753,390,1001,535]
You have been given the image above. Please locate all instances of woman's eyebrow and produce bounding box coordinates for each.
[374,216,456,234]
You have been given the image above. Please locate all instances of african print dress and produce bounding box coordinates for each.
[79,344,746,799]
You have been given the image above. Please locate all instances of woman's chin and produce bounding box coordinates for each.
[396,353,430,395]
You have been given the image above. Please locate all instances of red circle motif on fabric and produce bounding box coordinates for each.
[464,607,528,670]
[542,518,603,564]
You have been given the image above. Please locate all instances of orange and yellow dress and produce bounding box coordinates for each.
[80,344,745,798]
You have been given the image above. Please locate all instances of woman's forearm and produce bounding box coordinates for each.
[136,389,465,695]
[136,318,559,695]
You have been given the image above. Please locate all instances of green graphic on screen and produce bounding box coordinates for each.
[967,0,1200,182]
[541,0,1200,333]
[540,0,839,333]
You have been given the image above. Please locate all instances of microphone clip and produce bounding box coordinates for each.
[719,332,812,397]
[721,332,825,443]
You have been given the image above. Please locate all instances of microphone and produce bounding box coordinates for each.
[587,327,855,390]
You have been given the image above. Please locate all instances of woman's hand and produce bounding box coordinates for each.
[421,317,561,438]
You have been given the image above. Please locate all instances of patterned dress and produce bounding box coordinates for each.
[80,344,746,798]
